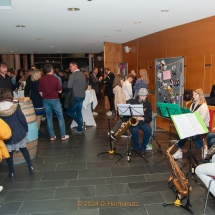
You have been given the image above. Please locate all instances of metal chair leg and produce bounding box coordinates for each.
[203,179,214,214]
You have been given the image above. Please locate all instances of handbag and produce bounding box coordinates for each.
[64,88,75,108]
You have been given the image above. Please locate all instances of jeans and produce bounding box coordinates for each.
[43,99,66,137]
[206,133,215,149]
[67,97,85,132]
[130,122,152,151]
[176,135,203,150]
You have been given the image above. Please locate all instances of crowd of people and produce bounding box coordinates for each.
[1,61,215,198]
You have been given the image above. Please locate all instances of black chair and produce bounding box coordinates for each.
[206,85,215,106]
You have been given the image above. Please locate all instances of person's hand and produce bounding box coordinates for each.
[19,79,23,84]
[121,122,126,127]
[137,116,144,121]
[99,76,103,81]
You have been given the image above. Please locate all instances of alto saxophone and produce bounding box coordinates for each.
[167,144,188,198]
[114,117,138,139]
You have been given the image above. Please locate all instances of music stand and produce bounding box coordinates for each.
[97,115,121,158]
[116,104,148,163]
[153,103,182,166]
[163,112,209,214]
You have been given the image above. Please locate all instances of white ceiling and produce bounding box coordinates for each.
[0,0,215,54]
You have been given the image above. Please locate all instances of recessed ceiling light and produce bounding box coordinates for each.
[16,25,26,28]
[134,22,141,24]
[116,30,121,32]
[95,40,100,42]
[50,46,54,48]
[10,51,14,53]
[56,50,61,53]
[104,36,109,37]
[161,10,169,12]
[88,44,93,45]
[80,51,82,52]
[67,8,80,11]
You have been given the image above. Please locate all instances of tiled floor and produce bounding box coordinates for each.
[0,99,215,215]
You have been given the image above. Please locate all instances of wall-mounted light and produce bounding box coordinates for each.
[124,46,131,53]
[97,56,102,61]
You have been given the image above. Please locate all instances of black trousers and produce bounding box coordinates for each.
[106,93,115,112]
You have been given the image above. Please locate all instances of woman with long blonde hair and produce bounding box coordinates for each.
[133,69,149,98]
[30,70,45,137]
[112,74,126,119]
[173,88,210,159]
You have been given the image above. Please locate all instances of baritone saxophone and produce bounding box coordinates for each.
[167,144,189,198]
[114,117,138,139]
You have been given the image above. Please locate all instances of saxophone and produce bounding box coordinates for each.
[114,117,138,139]
[167,144,188,198]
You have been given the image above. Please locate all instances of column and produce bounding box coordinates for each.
[88,53,94,73]
[30,54,34,66]
[14,54,21,70]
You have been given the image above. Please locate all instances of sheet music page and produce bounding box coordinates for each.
[186,113,206,135]
[171,114,196,139]
[117,104,130,116]
[130,104,144,116]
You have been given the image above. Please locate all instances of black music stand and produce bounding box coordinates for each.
[115,104,148,163]
[164,113,209,214]
[153,103,182,166]
[97,115,121,158]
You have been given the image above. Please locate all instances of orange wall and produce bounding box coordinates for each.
[123,15,215,131]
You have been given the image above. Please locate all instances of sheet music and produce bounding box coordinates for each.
[186,113,206,135]
[171,114,196,139]
[117,104,130,116]
[130,104,144,116]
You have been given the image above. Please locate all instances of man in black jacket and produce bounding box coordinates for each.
[89,67,103,116]
[128,88,152,153]
[103,67,115,116]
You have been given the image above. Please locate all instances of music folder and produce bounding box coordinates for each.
[171,112,209,139]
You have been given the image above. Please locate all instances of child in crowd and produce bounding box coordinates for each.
[0,88,33,178]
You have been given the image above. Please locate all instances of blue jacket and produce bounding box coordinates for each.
[0,102,28,145]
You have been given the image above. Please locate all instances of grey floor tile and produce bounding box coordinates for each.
[42,170,78,180]
[19,163,57,172]
[78,168,111,179]
[96,184,130,196]
[19,199,78,213]
[87,161,120,169]
[44,155,73,164]
[31,209,99,215]
[56,162,86,170]
[105,175,146,184]
[4,188,56,202]
[144,173,172,182]
[128,180,170,194]
[0,202,22,214]
[99,206,148,215]
[68,178,106,187]
[1,182,27,190]
[25,180,68,189]
[2,172,44,183]
[111,166,148,177]
[38,149,68,156]
[119,192,164,205]
[145,164,172,174]
[72,155,101,162]
[54,186,95,199]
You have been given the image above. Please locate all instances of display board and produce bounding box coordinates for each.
[117,62,128,78]
[155,57,184,117]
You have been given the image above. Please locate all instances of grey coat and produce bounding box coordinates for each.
[67,70,88,98]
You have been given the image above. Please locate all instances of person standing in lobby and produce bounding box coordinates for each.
[67,61,88,135]
[38,64,69,141]
[103,67,115,116]
[89,67,103,116]
[122,73,134,102]
[0,62,13,92]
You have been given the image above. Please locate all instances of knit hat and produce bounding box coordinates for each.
[138,88,148,96]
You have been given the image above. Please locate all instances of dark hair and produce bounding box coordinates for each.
[70,61,78,67]
[128,73,134,79]
[0,88,13,102]
[0,62,7,67]
[43,64,53,74]
[93,67,98,71]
